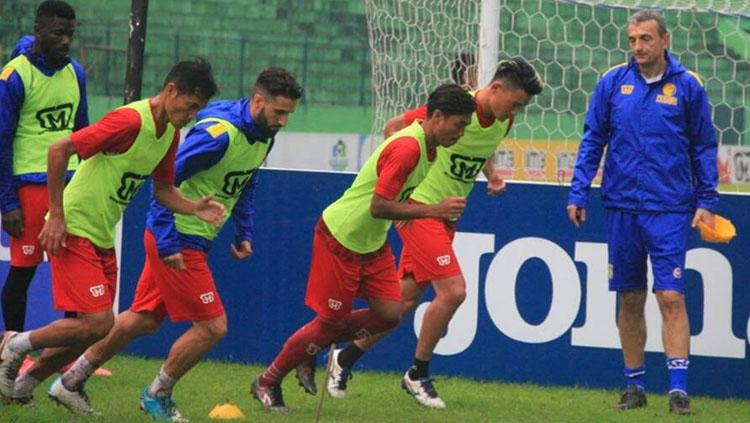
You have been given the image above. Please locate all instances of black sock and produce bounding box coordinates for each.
[1,266,37,331]
[337,343,365,368]
[408,358,430,380]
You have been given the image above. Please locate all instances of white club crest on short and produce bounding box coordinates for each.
[436,255,451,266]
[673,267,682,279]
[89,284,105,298]
[327,298,342,310]
[22,245,35,255]
[199,292,215,304]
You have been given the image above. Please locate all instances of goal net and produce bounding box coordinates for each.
[365,0,750,192]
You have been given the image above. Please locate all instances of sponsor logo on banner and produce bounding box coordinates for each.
[555,152,576,183]
[523,149,546,180]
[733,150,750,183]
[493,149,515,178]
[415,232,746,360]
[329,139,349,171]
[328,298,342,311]
[200,292,215,304]
[89,284,105,298]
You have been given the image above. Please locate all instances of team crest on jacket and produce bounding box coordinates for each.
[620,85,634,95]
[656,83,678,105]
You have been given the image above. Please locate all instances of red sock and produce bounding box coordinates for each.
[336,309,397,342]
[258,317,338,387]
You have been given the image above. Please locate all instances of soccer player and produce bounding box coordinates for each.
[0,59,224,407]
[251,84,476,413]
[567,10,717,415]
[0,1,87,372]
[326,58,543,408]
[38,67,304,419]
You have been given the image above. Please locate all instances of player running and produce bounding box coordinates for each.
[327,58,543,408]
[251,84,475,413]
[0,59,223,408]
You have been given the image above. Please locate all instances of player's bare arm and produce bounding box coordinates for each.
[38,136,77,255]
[152,181,225,227]
[370,193,466,221]
[383,114,407,138]
[483,160,506,196]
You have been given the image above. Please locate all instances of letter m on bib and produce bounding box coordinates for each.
[116,172,149,202]
[221,169,254,197]
[35,103,74,132]
[449,154,485,181]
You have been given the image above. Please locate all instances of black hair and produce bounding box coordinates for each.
[426,83,476,117]
[163,58,218,101]
[254,67,304,100]
[451,52,476,85]
[492,57,543,96]
[36,0,75,22]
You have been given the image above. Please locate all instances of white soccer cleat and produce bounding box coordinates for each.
[401,371,446,409]
[326,349,352,399]
[48,376,100,416]
[0,331,23,401]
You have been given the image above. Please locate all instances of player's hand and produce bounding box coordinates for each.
[230,240,253,260]
[1,208,24,238]
[486,171,506,196]
[194,195,225,227]
[691,208,715,229]
[162,252,186,271]
[39,214,67,256]
[434,196,466,220]
[567,204,586,228]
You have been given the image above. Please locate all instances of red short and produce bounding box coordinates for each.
[396,215,461,287]
[305,219,401,319]
[130,230,224,323]
[9,184,48,267]
[50,235,118,313]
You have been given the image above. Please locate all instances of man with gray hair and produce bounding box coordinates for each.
[567,10,718,415]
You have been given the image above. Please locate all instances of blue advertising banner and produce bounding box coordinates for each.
[3,168,748,398]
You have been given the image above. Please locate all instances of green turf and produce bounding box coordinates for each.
[1,355,748,422]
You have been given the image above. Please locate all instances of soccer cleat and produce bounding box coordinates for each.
[0,331,23,401]
[326,349,352,399]
[19,355,35,375]
[295,356,317,395]
[48,376,100,416]
[669,391,693,415]
[400,371,446,409]
[617,385,647,410]
[140,387,188,422]
[250,378,289,413]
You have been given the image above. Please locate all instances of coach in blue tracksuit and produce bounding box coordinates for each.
[567,10,717,415]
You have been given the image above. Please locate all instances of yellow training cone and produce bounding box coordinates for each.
[697,214,736,243]
[209,403,246,420]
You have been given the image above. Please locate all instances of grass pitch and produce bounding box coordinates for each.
[1,355,748,422]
